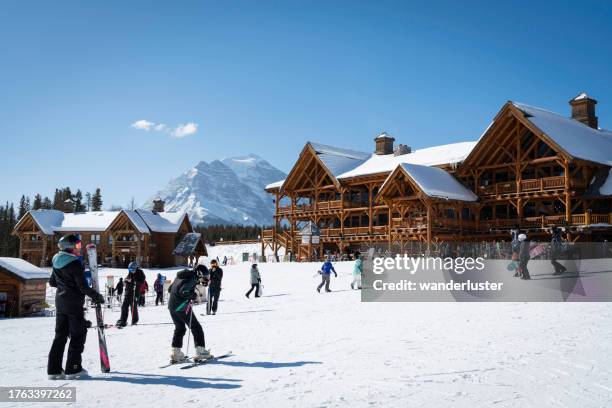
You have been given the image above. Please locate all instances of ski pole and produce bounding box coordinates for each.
[185,300,194,357]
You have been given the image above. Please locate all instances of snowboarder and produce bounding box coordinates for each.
[518,233,531,280]
[245,264,261,298]
[116,261,146,327]
[154,273,166,306]
[168,264,212,363]
[208,259,223,314]
[317,258,337,293]
[139,279,149,307]
[115,277,124,302]
[351,252,363,290]
[550,226,567,275]
[47,234,105,380]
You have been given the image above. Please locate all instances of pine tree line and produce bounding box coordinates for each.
[195,224,274,243]
[0,202,18,257]
[17,187,103,217]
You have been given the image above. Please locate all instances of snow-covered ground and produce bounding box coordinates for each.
[205,242,285,265]
[2,261,612,407]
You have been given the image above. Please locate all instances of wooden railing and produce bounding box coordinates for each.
[21,241,44,250]
[479,176,584,196]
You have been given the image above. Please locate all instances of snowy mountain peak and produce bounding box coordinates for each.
[145,154,286,226]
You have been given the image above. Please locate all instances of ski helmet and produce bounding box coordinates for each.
[58,234,82,254]
[128,261,139,273]
[518,233,527,242]
[194,264,209,279]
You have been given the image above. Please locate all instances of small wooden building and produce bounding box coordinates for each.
[0,257,50,317]
[173,232,207,265]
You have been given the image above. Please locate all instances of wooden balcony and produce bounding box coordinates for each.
[479,176,586,196]
[21,241,44,250]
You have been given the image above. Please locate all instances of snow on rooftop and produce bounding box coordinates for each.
[309,142,370,177]
[54,211,121,232]
[0,257,50,280]
[265,180,285,190]
[376,132,394,139]
[513,102,612,166]
[123,210,151,234]
[337,141,476,179]
[383,163,478,202]
[572,92,590,101]
[600,168,612,196]
[29,210,64,235]
[136,210,186,233]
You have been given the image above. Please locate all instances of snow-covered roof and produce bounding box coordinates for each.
[309,142,371,177]
[265,179,285,190]
[513,102,612,166]
[600,168,612,196]
[123,210,151,234]
[376,132,394,139]
[0,257,50,280]
[381,163,478,202]
[136,210,187,233]
[338,141,476,179]
[54,211,121,232]
[28,210,64,235]
[571,92,592,101]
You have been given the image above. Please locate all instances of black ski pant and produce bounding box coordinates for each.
[119,292,139,324]
[246,283,260,297]
[155,291,164,306]
[317,274,331,291]
[209,286,221,313]
[551,258,567,274]
[170,308,205,348]
[47,309,88,375]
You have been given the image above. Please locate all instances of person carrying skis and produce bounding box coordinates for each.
[208,259,223,314]
[139,279,149,307]
[317,257,337,293]
[47,234,105,380]
[154,273,166,305]
[168,264,212,363]
[245,264,261,298]
[518,233,531,280]
[115,277,124,302]
[351,252,363,290]
[116,261,145,327]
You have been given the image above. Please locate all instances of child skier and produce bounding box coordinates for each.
[47,234,105,380]
[154,273,166,305]
[518,233,531,280]
[168,264,212,363]
[245,264,261,298]
[317,258,337,293]
[351,252,363,290]
[116,261,145,327]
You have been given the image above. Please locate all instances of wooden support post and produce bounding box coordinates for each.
[563,160,571,223]
[426,204,432,254]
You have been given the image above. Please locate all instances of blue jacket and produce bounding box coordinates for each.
[320,261,336,276]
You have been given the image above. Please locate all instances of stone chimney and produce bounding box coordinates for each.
[152,198,165,213]
[374,132,395,155]
[569,92,598,129]
[394,144,411,156]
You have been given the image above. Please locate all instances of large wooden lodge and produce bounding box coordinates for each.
[13,199,206,268]
[263,94,612,259]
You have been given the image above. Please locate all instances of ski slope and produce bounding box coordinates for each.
[2,261,612,407]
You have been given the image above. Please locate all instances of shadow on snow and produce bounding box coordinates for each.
[210,360,322,369]
[84,371,242,389]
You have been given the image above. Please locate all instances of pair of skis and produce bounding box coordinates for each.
[159,352,233,369]
[86,243,111,373]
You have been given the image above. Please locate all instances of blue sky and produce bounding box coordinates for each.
[1,0,611,208]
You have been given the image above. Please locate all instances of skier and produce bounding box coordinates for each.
[351,252,363,290]
[116,261,146,327]
[245,264,261,298]
[317,258,337,293]
[154,273,166,306]
[139,279,149,307]
[208,259,223,315]
[223,255,227,266]
[550,226,567,275]
[168,264,212,363]
[518,233,531,280]
[115,277,124,302]
[47,234,105,380]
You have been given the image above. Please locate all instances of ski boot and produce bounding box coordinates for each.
[47,371,65,380]
[65,368,88,380]
[171,348,187,363]
[193,346,213,361]
[116,319,127,328]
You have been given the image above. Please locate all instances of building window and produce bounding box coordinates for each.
[108,236,113,244]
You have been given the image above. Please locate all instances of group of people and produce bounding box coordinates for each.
[510,226,570,280]
[315,251,364,292]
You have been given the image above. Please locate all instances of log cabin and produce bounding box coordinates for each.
[0,257,50,317]
[263,94,612,260]
[12,200,200,268]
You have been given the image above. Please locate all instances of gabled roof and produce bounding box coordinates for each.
[54,211,121,232]
[123,210,151,234]
[27,210,64,235]
[512,102,612,166]
[338,141,476,179]
[380,163,478,202]
[136,210,187,233]
[0,257,50,281]
[173,232,207,256]
[308,142,370,177]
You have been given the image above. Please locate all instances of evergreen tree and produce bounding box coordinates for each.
[85,192,92,211]
[33,194,42,210]
[18,195,29,219]
[74,190,86,212]
[42,197,52,209]
[52,189,63,211]
[91,188,103,211]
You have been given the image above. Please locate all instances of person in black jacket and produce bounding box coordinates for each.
[47,234,104,380]
[208,259,223,315]
[550,227,567,275]
[115,277,124,302]
[116,261,146,327]
[168,264,212,362]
